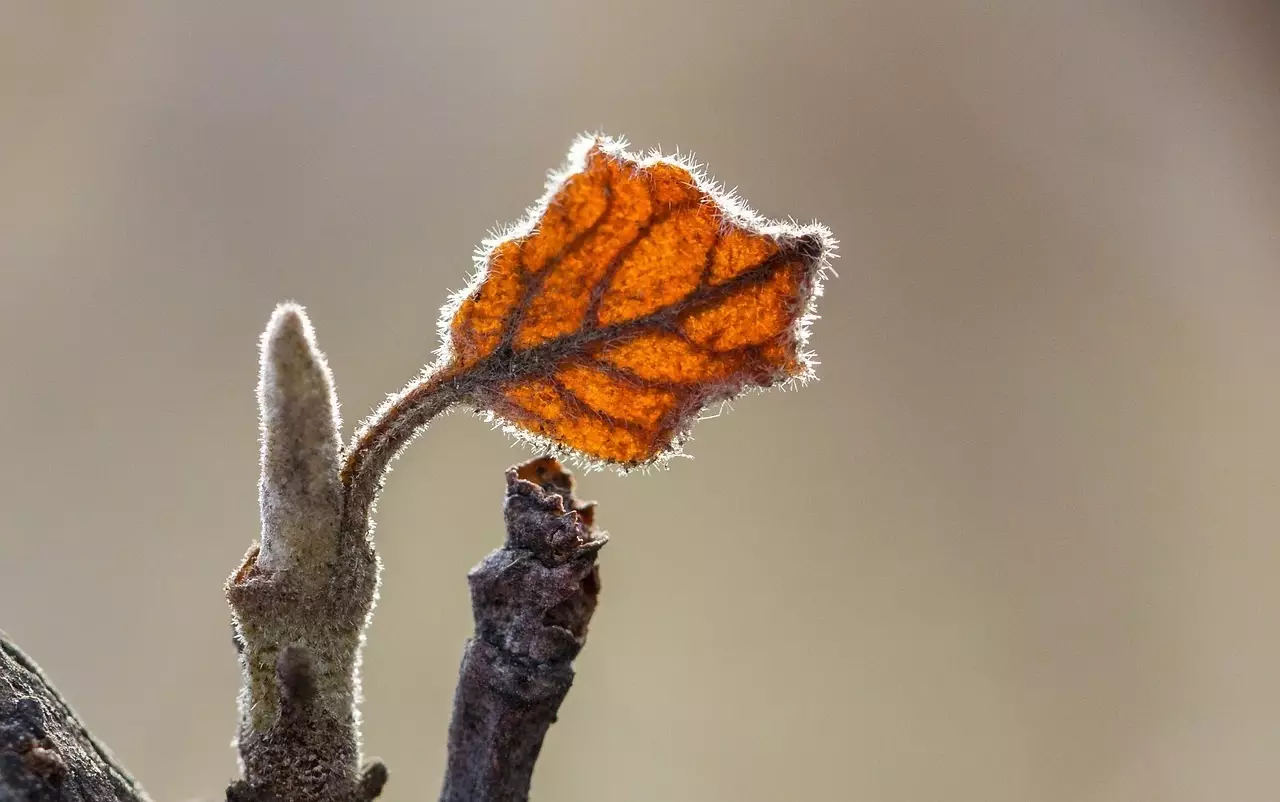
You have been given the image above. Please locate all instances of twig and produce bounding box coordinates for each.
[0,632,150,802]
[440,457,606,802]
[225,306,386,802]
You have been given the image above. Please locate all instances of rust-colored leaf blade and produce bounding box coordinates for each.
[442,135,835,468]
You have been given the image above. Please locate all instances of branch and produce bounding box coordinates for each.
[440,457,606,802]
[0,632,149,802]
[225,305,386,802]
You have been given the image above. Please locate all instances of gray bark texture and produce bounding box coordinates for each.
[440,458,606,802]
[0,634,148,802]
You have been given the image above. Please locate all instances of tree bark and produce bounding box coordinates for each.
[439,458,606,802]
[0,633,149,802]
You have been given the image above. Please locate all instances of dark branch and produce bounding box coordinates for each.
[0,632,149,802]
[439,458,606,802]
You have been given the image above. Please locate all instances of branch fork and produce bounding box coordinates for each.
[223,306,605,802]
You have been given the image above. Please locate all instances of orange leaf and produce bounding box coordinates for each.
[441,135,835,468]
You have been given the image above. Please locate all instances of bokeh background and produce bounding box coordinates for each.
[3,2,1279,800]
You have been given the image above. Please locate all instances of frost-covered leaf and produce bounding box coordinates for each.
[439,135,836,467]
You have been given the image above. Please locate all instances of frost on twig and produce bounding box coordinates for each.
[440,457,606,802]
[225,305,385,802]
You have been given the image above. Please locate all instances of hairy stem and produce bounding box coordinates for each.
[440,458,606,802]
[226,306,385,802]
[339,370,467,541]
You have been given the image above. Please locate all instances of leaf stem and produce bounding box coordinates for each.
[340,368,468,538]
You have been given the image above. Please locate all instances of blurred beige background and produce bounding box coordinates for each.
[2,2,1279,800]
